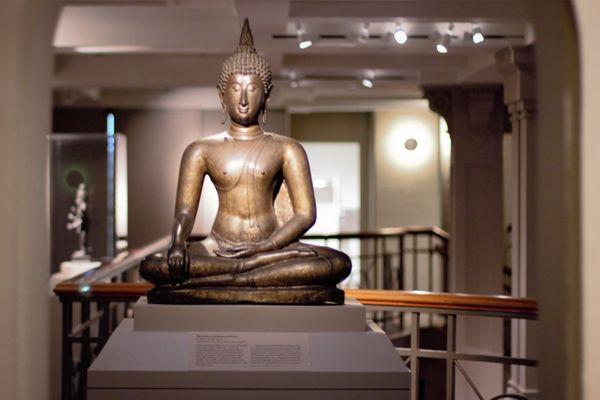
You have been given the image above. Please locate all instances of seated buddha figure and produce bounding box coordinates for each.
[139,19,351,304]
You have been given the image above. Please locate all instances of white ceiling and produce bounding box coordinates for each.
[53,0,533,109]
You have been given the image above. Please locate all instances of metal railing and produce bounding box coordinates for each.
[301,225,449,292]
[51,227,537,400]
[54,237,170,400]
[352,290,537,400]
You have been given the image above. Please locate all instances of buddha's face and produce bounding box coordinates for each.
[220,73,266,126]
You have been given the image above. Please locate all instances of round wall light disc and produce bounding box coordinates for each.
[404,138,418,151]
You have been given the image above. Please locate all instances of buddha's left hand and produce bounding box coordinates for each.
[214,240,272,258]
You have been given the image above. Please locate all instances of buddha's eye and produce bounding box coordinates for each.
[231,84,241,92]
[248,84,257,92]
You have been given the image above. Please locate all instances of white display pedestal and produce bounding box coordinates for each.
[88,297,410,399]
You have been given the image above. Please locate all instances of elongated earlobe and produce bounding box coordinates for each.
[262,97,269,125]
[217,86,226,124]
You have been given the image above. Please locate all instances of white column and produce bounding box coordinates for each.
[496,46,539,399]
[425,86,505,295]
[425,85,506,399]
[0,1,59,399]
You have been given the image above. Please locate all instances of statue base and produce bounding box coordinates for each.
[88,305,410,399]
[134,297,365,332]
[147,285,344,305]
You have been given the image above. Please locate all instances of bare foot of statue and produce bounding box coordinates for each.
[139,18,351,304]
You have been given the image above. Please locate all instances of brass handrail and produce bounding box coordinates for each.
[57,235,170,288]
[54,282,537,318]
[347,289,537,317]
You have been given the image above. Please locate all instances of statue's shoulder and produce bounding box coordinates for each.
[267,133,304,150]
[183,132,228,155]
[198,131,229,145]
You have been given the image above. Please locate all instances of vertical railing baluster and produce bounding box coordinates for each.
[428,233,434,326]
[443,236,449,292]
[370,236,376,290]
[410,312,420,400]
[428,233,434,292]
[111,302,119,330]
[398,234,405,290]
[446,314,456,400]
[381,236,389,329]
[78,300,91,400]
[98,301,111,354]
[373,236,380,324]
[122,270,130,318]
[412,233,418,290]
[383,237,391,290]
[398,234,405,331]
[61,300,73,400]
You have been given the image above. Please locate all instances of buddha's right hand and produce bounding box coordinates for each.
[167,243,189,285]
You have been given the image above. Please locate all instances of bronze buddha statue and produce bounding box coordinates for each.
[139,18,351,304]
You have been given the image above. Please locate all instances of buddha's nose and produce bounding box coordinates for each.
[240,90,248,107]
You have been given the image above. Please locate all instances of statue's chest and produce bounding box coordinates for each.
[207,139,280,190]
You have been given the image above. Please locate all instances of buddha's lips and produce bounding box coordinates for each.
[238,105,249,114]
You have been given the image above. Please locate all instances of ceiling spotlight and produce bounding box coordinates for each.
[393,27,408,44]
[435,23,453,54]
[298,32,313,49]
[472,26,484,44]
[296,25,313,50]
[361,78,374,88]
[299,39,312,49]
[436,32,451,54]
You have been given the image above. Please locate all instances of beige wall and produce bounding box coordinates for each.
[373,103,442,229]
[291,112,373,230]
[123,109,205,247]
[291,107,443,232]
[573,0,600,398]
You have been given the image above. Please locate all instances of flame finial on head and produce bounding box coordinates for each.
[218,18,272,95]
[238,18,255,52]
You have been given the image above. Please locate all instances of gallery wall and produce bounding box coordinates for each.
[373,101,443,230]
[290,107,445,233]
[119,109,204,247]
[290,112,373,230]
